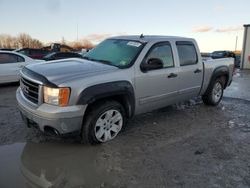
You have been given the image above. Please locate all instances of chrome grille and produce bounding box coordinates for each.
[20,76,39,104]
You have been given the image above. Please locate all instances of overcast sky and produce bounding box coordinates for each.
[0,0,249,52]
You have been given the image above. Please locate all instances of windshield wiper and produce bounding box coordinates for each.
[96,59,120,68]
[95,59,113,65]
[82,56,93,61]
[83,56,118,68]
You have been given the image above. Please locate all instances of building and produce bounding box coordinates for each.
[241,24,250,69]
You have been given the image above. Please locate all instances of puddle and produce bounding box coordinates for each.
[0,143,26,188]
[0,142,121,188]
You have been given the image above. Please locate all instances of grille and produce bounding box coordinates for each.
[20,76,39,104]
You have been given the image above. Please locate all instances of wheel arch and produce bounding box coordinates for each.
[205,66,229,95]
[77,81,135,119]
[213,66,229,88]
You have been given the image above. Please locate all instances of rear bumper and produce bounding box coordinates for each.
[16,87,87,135]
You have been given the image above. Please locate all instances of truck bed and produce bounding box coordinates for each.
[200,57,235,95]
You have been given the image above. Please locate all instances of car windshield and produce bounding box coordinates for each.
[83,39,145,68]
[17,50,27,55]
[44,52,55,59]
[212,51,225,57]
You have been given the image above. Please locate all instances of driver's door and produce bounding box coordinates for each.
[135,42,180,114]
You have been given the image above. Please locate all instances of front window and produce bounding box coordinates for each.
[144,43,174,68]
[83,39,145,68]
[44,52,55,59]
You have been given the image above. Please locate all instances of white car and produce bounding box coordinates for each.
[0,51,39,84]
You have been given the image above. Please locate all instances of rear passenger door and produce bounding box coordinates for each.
[175,41,203,99]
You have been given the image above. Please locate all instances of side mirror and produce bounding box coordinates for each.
[141,58,163,72]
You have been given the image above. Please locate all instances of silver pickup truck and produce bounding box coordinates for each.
[16,35,234,144]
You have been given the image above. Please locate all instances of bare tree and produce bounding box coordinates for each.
[81,39,94,49]
[0,32,98,50]
[11,37,19,48]
[68,39,94,50]
[29,39,43,48]
[15,33,43,48]
[0,34,16,48]
[17,33,32,48]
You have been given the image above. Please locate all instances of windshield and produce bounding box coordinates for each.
[83,39,145,68]
[17,49,27,55]
[44,52,55,59]
[212,51,225,57]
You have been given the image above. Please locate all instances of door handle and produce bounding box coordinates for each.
[167,73,178,78]
[194,69,202,73]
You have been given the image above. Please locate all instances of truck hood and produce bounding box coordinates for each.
[25,58,119,85]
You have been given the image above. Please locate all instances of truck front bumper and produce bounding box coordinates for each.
[16,87,87,135]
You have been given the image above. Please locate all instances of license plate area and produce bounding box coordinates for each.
[20,112,38,128]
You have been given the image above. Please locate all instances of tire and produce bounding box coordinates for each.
[81,100,125,144]
[202,78,224,106]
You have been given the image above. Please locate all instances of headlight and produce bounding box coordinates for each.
[43,86,70,107]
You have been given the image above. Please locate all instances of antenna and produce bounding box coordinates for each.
[77,23,79,41]
[140,33,144,38]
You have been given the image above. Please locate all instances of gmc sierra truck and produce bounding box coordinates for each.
[16,35,234,144]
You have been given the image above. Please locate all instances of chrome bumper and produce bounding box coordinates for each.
[16,87,87,134]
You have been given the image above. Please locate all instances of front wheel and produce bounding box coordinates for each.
[81,100,125,144]
[202,78,224,106]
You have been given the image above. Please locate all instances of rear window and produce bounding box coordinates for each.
[176,42,198,66]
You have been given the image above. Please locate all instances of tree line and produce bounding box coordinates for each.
[0,33,43,49]
[0,33,94,50]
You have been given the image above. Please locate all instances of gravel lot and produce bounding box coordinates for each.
[0,70,250,188]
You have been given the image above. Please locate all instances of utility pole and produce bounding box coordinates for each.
[235,35,238,51]
[77,23,79,42]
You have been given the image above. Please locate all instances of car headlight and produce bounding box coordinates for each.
[43,86,70,107]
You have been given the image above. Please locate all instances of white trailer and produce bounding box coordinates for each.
[241,24,250,69]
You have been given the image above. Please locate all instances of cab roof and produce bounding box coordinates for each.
[109,35,194,43]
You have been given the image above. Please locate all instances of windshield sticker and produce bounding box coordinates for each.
[119,60,128,66]
[127,41,141,47]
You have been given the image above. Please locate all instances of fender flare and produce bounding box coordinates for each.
[204,66,229,95]
[76,81,135,117]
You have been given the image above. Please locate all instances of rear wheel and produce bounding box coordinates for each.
[81,100,125,144]
[202,78,224,106]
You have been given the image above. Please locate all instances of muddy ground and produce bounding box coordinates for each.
[0,70,250,188]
